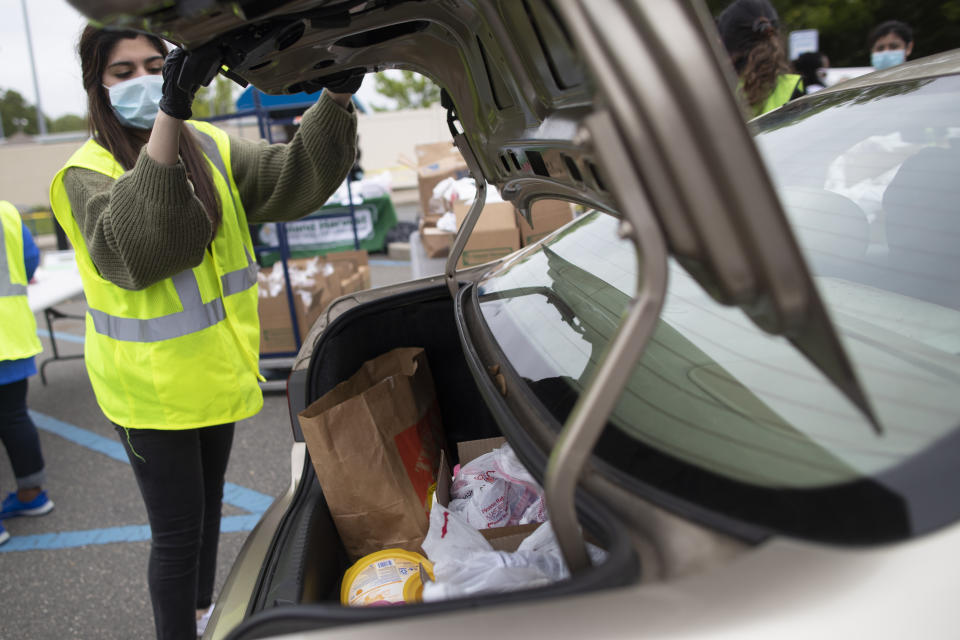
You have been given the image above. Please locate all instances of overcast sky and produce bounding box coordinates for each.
[0,0,387,120]
[0,0,88,118]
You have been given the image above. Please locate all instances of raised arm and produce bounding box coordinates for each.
[230,90,359,224]
[62,152,213,291]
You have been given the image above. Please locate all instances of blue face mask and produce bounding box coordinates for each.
[107,75,163,129]
[871,49,906,71]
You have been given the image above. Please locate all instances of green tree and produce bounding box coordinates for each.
[50,114,87,133]
[371,71,440,111]
[0,88,47,136]
[192,75,239,119]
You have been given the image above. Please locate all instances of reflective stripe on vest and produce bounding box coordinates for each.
[0,223,27,297]
[89,270,225,342]
[221,249,258,296]
[88,255,255,341]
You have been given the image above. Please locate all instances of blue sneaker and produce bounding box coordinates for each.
[0,521,9,545]
[1,490,54,518]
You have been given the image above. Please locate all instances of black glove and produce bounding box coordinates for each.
[317,68,365,94]
[159,46,222,120]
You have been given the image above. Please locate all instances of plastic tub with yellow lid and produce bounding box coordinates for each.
[341,549,434,607]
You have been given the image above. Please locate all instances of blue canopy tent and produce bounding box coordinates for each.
[231,86,367,141]
[235,85,369,112]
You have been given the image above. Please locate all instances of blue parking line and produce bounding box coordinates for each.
[0,515,263,553]
[1,523,151,552]
[37,328,86,344]
[30,411,275,513]
[224,484,274,514]
[30,411,128,464]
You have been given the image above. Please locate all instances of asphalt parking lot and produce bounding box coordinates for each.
[1,251,416,639]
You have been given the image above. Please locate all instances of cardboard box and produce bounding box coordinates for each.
[258,258,329,355]
[414,141,460,167]
[357,265,371,290]
[415,142,469,216]
[418,219,455,258]
[421,212,445,228]
[453,200,521,268]
[258,252,370,354]
[517,199,575,247]
[325,249,368,277]
[436,436,540,551]
[321,249,371,291]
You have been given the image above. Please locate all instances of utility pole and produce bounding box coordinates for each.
[20,0,47,136]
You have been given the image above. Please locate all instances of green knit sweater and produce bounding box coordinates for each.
[63,92,357,290]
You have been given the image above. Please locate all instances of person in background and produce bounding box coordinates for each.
[717,0,804,118]
[50,26,359,640]
[869,20,914,70]
[0,200,55,546]
[793,51,830,94]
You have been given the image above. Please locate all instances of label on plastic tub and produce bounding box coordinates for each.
[341,549,434,607]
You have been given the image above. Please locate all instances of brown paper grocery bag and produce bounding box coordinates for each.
[298,347,446,560]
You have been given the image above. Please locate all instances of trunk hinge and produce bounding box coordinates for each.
[443,89,488,299]
[543,113,669,576]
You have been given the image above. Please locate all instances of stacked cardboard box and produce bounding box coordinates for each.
[452,200,521,268]
[415,141,468,259]
[517,199,576,247]
[413,142,575,266]
[414,141,470,217]
[258,251,370,354]
[419,225,456,260]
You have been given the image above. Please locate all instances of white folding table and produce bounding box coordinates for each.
[26,250,86,384]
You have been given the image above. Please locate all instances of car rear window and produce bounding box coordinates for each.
[474,75,960,543]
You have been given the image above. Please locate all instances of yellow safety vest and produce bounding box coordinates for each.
[49,122,263,429]
[0,200,42,361]
[751,74,803,118]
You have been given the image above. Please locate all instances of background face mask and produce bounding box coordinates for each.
[871,49,906,70]
[107,75,163,129]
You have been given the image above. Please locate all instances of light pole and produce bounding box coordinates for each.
[20,0,47,136]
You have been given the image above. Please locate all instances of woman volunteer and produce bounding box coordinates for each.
[717,0,804,118]
[50,26,359,639]
[0,200,55,546]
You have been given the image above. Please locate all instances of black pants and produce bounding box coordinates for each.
[0,378,45,490]
[115,423,234,640]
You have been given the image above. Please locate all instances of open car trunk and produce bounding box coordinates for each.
[224,282,640,639]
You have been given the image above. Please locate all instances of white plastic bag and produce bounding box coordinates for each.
[420,504,607,602]
[436,211,458,233]
[257,257,322,307]
[448,178,509,210]
[428,176,458,214]
[358,172,392,200]
[447,444,547,529]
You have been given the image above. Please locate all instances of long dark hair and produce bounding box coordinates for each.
[717,0,789,108]
[78,25,221,233]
